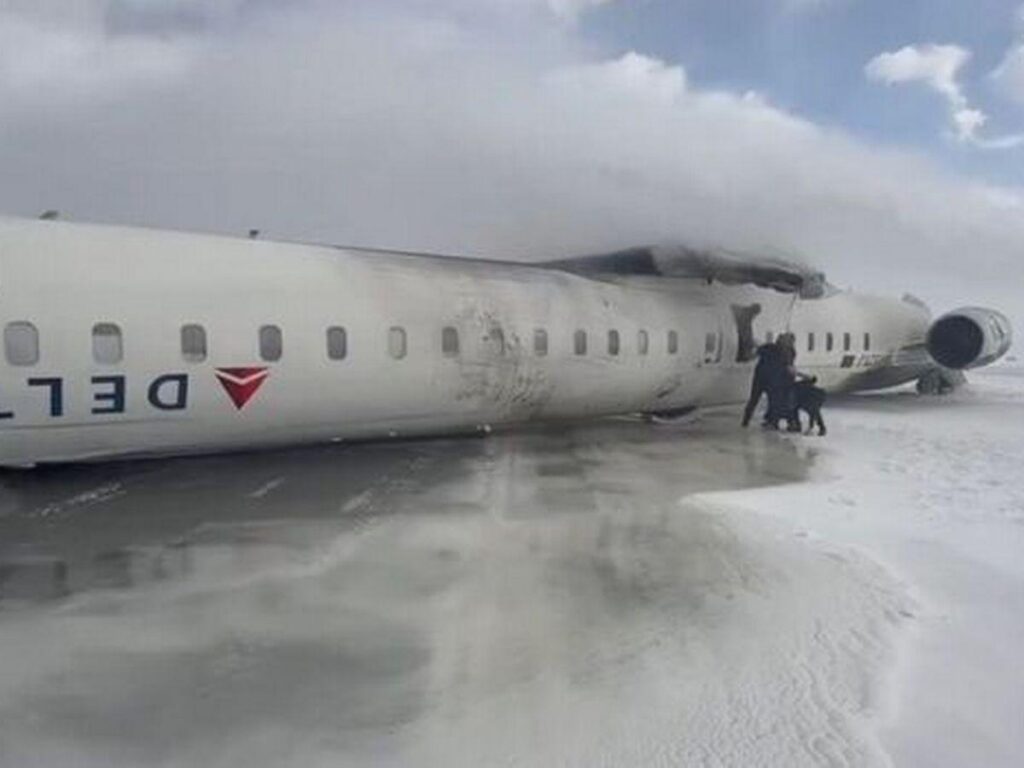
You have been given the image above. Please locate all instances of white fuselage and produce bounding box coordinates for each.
[0,219,933,466]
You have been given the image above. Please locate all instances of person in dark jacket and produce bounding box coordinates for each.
[742,338,781,427]
[766,333,800,431]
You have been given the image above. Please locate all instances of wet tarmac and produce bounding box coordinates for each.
[0,410,822,767]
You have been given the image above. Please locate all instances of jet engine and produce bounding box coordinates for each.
[926,307,1013,370]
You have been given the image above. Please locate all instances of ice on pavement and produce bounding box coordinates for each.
[1,369,1023,766]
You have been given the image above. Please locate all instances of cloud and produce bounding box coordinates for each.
[105,0,254,35]
[991,5,1024,106]
[993,45,1024,103]
[865,44,983,141]
[0,1,1022,329]
[547,0,617,21]
[866,43,1024,149]
[0,5,197,108]
[548,52,688,105]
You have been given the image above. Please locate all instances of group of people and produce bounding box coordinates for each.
[741,332,827,436]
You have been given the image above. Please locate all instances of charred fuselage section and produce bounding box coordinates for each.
[544,244,829,298]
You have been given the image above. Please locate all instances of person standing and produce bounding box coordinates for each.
[741,337,780,427]
[763,333,799,430]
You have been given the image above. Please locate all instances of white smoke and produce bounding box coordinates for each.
[0,1,1022,328]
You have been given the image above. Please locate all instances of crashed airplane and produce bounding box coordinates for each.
[0,218,1013,466]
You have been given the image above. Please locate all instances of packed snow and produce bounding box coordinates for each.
[0,367,1022,767]
[725,364,1024,767]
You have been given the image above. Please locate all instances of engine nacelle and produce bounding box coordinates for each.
[926,307,1013,370]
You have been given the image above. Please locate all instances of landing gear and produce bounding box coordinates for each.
[916,368,966,395]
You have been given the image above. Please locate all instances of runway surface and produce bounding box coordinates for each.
[0,413,811,605]
[0,411,902,767]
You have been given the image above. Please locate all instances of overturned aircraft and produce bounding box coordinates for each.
[0,219,1012,465]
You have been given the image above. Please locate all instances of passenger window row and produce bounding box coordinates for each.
[811,331,869,353]
[2,321,285,367]
[5,319,879,368]
[809,331,870,352]
[3,322,687,367]
[767,330,871,354]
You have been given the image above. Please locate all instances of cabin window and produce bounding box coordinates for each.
[327,326,348,360]
[574,329,587,356]
[259,325,283,362]
[807,332,815,352]
[534,328,548,357]
[482,327,505,357]
[667,330,679,355]
[441,326,459,358]
[608,329,620,356]
[4,322,39,366]
[92,323,123,365]
[181,324,207,363]
[389,327,407,359]
[864,332,871,351]
[638,329,649,355]
[826,332,834,352]
[843,332,852,352]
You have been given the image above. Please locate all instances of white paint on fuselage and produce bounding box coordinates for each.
[0,218,932,465]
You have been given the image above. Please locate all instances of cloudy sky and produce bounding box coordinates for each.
[1,0,1022,326]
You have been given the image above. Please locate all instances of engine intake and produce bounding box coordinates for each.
[926,307,1013,370]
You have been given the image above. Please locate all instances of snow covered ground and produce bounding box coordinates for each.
[0,367,1022,767]
[713,364,1024,768]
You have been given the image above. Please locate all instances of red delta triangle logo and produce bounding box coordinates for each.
[215,367,270,410]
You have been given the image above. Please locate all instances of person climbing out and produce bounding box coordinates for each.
[731,303,762,364]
